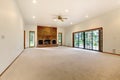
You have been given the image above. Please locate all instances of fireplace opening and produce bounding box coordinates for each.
[38,40,43,45]
[44,40,50,44]
[52,40,56,44]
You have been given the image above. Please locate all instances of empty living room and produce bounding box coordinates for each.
[0,0,120,80]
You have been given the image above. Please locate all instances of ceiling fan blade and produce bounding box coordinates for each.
[63,18,68,19]
[52,15,68,22]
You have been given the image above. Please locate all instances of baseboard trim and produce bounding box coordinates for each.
[0,50,24,77]
[63,45,73,47]
[103,52,120,56]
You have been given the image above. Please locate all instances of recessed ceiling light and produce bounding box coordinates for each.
[33,0,37,4]
[85,15,89,18]
[32,16,36,19]
[65,9,69,13]
[70,22,73,24]
[54,19,57,21]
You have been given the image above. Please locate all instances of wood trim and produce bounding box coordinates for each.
[103,52,120,56]
[0,50,24,77]
[99,28,103,52]
[64,45,73,47]
[72,33,74,47]
[73,27,103,34]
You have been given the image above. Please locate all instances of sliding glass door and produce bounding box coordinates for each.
[73,29,101,51]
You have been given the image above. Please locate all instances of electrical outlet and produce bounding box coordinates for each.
[112,49,116,54]
[114,50,120,54]
[117,50,120,54]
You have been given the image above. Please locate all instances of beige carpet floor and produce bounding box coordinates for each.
[1,47,120,80]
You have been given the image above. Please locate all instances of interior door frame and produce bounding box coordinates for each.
[29,31,35,47]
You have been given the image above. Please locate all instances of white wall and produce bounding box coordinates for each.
[0,0,24,74]
[64,8,120,54]
[24,25,65,47]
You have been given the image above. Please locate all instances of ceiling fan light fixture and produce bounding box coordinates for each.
[53,15,68,22]
[85,15,89,18]
[70,22,73,24]
[32,16,36,19]
[33,0,37,4]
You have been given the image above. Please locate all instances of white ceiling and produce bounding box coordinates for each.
[16,0,120,27]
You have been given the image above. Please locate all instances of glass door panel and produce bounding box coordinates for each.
[74,33,79,47]
[93,30,99,50]
[85,31,93,49]
[78,32,84,48]
[29,31,35,47]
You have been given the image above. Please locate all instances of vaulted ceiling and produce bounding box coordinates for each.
[16,0,120,27]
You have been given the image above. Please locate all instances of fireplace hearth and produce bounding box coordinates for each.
[38,39,58,47]
[44,40,50,44]
[52,40,56,44]
[38,40,43,45]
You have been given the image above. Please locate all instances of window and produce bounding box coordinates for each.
[29,31,35,47]
[58,33,62,46]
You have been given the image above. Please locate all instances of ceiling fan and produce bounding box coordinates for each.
[54,15,68,22]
